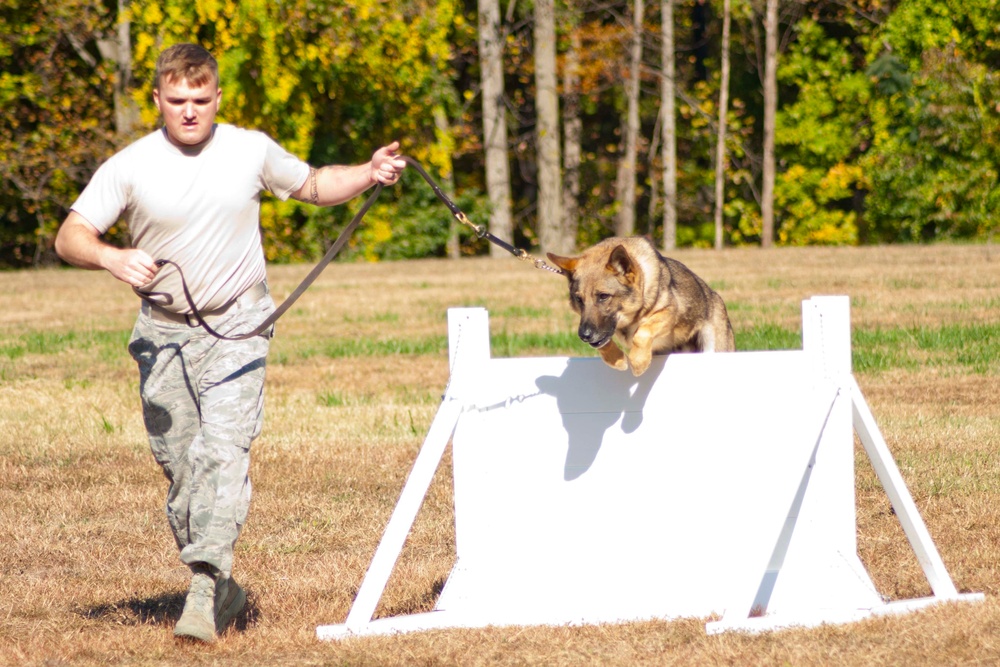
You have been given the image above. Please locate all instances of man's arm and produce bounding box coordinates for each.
[291,141,407,206]
[55,212,158,287]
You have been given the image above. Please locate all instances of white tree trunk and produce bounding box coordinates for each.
[535,0,564,253]
[761,0,778,247]
[660,0,677,251]
[561,2,582,253]
[614,0,644,238]
[93,0,139,141]
[713,0,731,251]
[478,0,513,256]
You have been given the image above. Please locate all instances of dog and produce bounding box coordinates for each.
[547,236,735,376]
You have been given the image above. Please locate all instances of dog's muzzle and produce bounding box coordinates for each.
[578,323,611,349]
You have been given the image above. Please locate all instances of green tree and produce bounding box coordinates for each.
[772,19,869,245]
[859,0,1000,241]
[861,49,1000,241]
[0,0,118,266]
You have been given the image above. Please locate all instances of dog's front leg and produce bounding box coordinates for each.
[627,332,654,376]
[599,341,629,371]
[628,335,653,377]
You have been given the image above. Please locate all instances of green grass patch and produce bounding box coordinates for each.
[736,321,999,374]
[855,322,1000,374]
[304,321,999,374]
[322,336,448,358]
[735,323,802,351]
[491,330,593,357]
[0,329,130,360]
[315,330,592,360]
[9,320,995,376]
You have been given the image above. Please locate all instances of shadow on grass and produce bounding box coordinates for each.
[78,589,260,633]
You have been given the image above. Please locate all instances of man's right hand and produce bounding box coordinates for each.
[55,211,159,287]
[104,247,159,287]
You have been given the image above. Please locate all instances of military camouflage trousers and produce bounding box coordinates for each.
[128,291,275,578]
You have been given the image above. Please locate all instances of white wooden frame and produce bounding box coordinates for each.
[316,297,982,640]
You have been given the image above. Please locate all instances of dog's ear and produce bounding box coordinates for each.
[607,245,637,282]
[546,252,577,276]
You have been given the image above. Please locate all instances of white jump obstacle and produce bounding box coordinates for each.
[316,296,982,640]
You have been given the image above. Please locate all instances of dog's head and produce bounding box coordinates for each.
[547,244,645,349]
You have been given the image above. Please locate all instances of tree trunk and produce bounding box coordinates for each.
[561,1,582,254]
[615,0,644,238]
[535,0,564,253]
[434,106,461,259]
[660,0,677,251]
[761,0,778,247]
[478,0,513,256]
[96,0,139,141]
[713,0,731,251]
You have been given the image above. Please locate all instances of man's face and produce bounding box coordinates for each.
[153,76,222,147]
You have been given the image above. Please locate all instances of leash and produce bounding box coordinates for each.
[138,183,382,341]
[400,157,566,276]
[137,156,564,341]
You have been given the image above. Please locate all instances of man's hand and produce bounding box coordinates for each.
[104,248,159,287]
[292,141,408,205]
[55,211,159,287]
[370,141,407,185]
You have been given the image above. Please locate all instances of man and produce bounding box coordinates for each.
[54,43,406,643]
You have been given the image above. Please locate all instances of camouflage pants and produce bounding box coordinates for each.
[128,289,275,578]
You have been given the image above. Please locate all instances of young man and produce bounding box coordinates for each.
[54,43,406,643]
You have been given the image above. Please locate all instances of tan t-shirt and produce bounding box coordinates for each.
[72,124,309,313]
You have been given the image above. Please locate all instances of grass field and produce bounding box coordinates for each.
[1,243,997,666]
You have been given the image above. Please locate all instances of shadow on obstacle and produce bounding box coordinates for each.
[536,359,660,480]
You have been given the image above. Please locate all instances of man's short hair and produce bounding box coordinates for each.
[155,43,219,90]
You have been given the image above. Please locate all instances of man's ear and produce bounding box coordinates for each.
[607,245,636,283]
[546,252,578,276]
[152,87,161,114]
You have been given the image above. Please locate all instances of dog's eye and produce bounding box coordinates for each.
[596,292,612,303]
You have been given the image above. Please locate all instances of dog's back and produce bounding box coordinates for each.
[656,251,735,353]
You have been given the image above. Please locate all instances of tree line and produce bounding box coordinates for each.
[2,0,998,268]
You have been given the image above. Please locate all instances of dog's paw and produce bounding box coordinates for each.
[628,352,652,376]
[599,342,628,370]
[605,357,628,371]
[629,359,651,376]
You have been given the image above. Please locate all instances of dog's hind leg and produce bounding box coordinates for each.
[698,326,718,352]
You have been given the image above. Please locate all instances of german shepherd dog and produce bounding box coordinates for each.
[547,236,735,376]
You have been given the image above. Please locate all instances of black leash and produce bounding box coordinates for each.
[139,183,384,341]
[138,156,563,341]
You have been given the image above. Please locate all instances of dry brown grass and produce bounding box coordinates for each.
[1,244,997,666]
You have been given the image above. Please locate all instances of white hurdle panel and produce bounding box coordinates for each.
[317,297,982,640]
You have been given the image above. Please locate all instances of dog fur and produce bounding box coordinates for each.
[547,236,735,376]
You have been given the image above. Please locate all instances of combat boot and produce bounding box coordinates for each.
[174,567,217,643]
[214,575,247,632]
